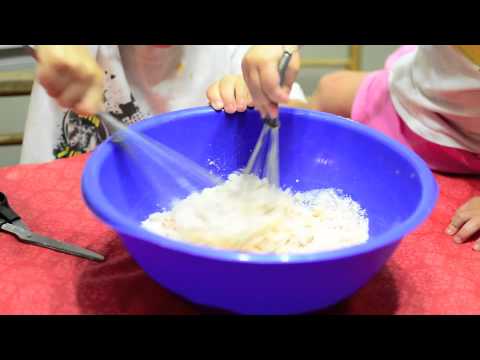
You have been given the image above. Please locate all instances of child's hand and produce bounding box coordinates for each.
[36,45,104,115]
[241,45,301,119]
[207,75,253,114]
[445,196,480,251]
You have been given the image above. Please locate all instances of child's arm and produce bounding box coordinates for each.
[36,45,104,115]
[446,196,480,251]
[241,45,301,119]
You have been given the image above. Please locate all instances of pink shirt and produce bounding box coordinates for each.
[351,46,480,174]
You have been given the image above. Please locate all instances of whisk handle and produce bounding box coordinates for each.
[263,51,294,128]
[278,51,293,86]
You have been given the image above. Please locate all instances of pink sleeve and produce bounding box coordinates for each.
[385,45,418,70]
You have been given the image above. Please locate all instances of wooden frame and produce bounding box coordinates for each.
[0,70,34,97]
[0,70,34,146]
[0,132,23,145]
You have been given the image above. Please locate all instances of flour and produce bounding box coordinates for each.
[142,173,369,254]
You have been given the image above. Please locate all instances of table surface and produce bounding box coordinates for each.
[0,154,479,315]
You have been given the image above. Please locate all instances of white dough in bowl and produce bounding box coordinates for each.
[142,173,369,254]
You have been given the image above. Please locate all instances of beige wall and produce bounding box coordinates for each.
[298,45,399,94]
[0,45,400,167]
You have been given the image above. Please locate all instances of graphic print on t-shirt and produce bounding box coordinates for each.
[53,69,149,159]
[53,112,108,159]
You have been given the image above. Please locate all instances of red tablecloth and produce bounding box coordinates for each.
[0,154,479,315]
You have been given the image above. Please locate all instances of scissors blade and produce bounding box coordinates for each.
[11,218,30,231]
[1,223,104,262]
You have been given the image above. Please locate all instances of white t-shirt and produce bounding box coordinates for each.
[389,45,480,153]
[21,45,306,164]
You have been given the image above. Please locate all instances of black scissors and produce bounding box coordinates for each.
[0,192,104,262]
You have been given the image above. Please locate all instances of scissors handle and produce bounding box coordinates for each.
[0,192,20,225]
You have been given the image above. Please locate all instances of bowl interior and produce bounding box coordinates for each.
[83,107,437,261]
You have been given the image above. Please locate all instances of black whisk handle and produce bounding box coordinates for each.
[278,51,293,86]
[263,51,292,129]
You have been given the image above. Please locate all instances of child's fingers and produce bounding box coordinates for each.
[445,223,460,236]
[446,210,470,236]
[257,104,269,119]
[37,66,71,98]
[265,101,279,120]
[246,92,254,107]
[207,82,224,110]
[474,239,480,252]
[38,62,100,105]
[57,81,92,110]
[258,63,289,105]
[242,65,268,118]
[219,76,238,114]
[457,197,480,215]
[452,216,480,244]
[75,84,104,115]
[234,78,250,112]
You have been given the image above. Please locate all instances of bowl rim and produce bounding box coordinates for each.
[82,106,438,264]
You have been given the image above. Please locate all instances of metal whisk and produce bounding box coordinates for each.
[243,50,294,188]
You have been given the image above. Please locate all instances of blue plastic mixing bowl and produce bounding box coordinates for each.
[82,107,438,314]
